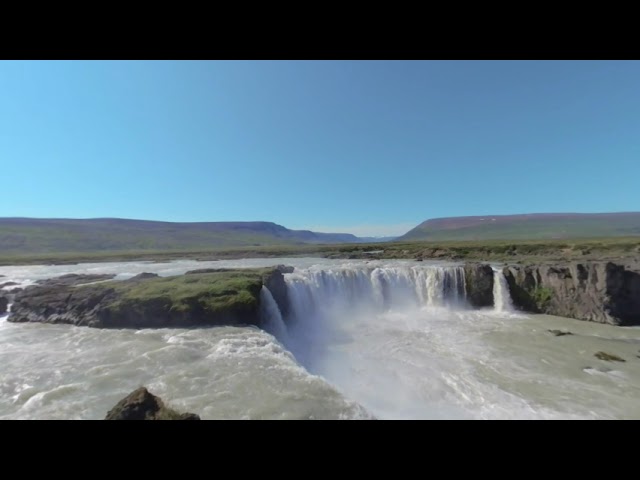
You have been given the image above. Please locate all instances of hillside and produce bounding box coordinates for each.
[399,212,640,241]
[0,218,360,254]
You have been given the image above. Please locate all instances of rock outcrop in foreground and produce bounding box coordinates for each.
[105,387,200,420]
[8,267,289,329]
[502,262,640,326]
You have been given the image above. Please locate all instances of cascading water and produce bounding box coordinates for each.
[3,258,639,420]
[492,268,514,313]
[259,286,289,342]
[274,264,468,369]
[283,265,467,316]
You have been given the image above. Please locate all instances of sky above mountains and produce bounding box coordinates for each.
[1,60,638,236]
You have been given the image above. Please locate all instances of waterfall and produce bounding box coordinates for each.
[283,265,467,317]
[274,264,468,368]
[492,268,514,312]
[259,286,289,342]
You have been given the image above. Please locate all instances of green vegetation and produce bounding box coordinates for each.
[105,269,268,315]
[1,236,639,266]
[9,267,282,328]
[532,286,554,309]
[0,218,358,255]
[594,351,626,362]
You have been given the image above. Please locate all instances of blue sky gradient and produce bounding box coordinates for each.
[1,60,639,236]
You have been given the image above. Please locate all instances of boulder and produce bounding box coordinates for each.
[548,329,573,337]
[105,387,200,420]
[594,351,625,362]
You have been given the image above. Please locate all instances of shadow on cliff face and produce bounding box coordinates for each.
[605,263,640,326]
[502,262,640,326]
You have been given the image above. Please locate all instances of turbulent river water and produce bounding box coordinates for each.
[1,258,640,420]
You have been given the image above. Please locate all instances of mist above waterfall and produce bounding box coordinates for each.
[259,261,640,419]
[277,265,469,369]
[260,263,542,419]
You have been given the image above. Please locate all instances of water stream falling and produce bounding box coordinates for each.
[259,286,289,343]
[492,267,514,313]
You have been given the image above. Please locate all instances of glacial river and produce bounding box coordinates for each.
[1,258,639,419]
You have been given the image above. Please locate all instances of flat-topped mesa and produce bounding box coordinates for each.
[8,267,290,329]
[502,261,640,326]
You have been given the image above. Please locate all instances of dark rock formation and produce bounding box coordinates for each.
[548,329,573,337]
[274,264,294,274]
[105,387,200,420]
[10,283,120,327]
[503,262,640,326]
[463,264,494,307]
[8,268,281,329]
[594,351,625,362]
[0,296,7,315]
[35,273,116,287]
[1,288,22,307]
[185,265,292,317]
[0,281,19,289]
[262,266,291,317]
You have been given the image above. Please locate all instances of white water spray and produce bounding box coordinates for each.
[2,258,639,420]
[284,265,467,316]
[492,268,514,312]
[279,264,467,369]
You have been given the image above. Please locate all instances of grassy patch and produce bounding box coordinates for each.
[105,269,269,314]
[532,287,554,309]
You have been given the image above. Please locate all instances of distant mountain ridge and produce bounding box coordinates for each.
[0,217,361,254]
[399,212,640,241]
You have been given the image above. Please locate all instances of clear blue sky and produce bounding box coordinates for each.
[2,60,639,236]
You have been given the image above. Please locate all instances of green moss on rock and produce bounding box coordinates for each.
[532,286,553,310]
[112,270,264,313]
[9,267,288,329]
